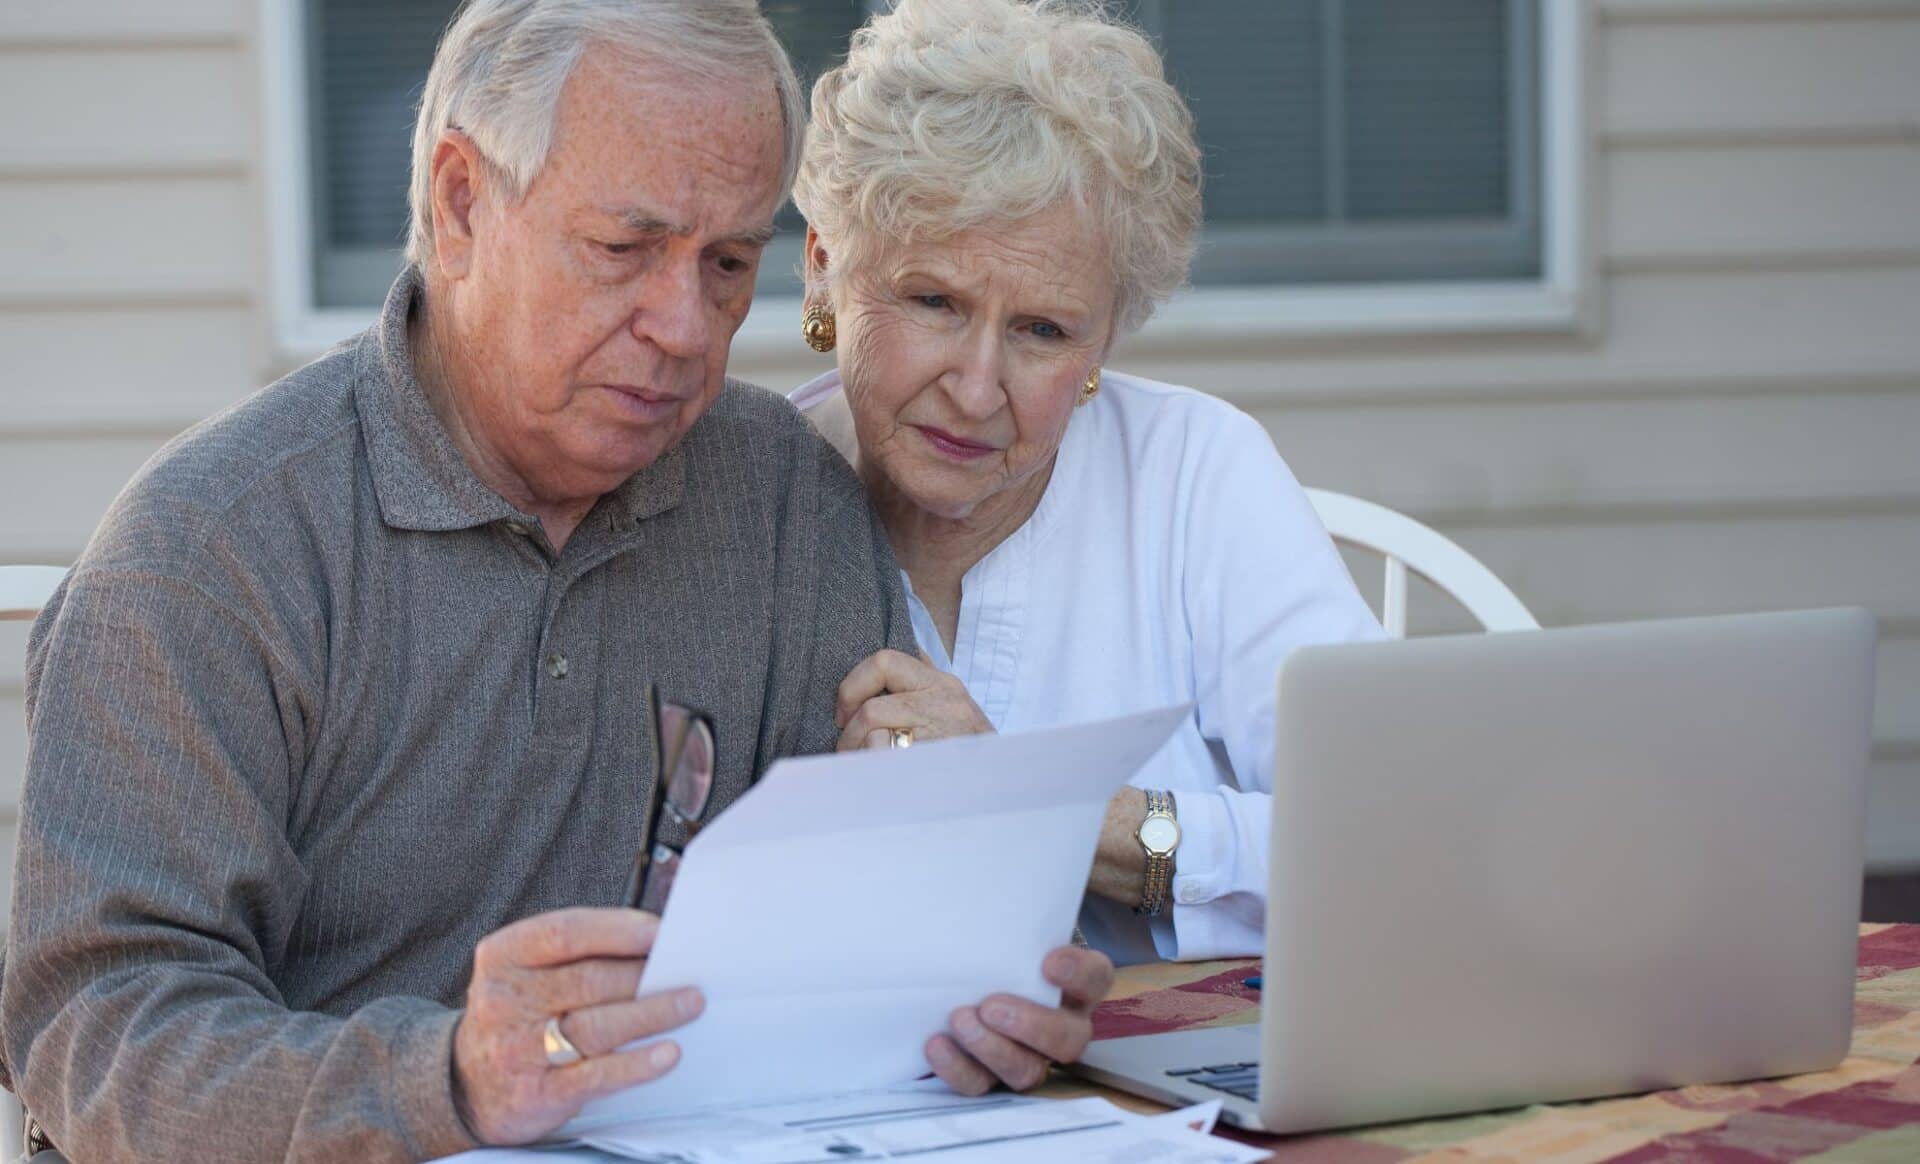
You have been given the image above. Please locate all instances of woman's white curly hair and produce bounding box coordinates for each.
[793,0,1203,334]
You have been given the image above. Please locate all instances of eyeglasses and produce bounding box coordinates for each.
[625,685,716,916]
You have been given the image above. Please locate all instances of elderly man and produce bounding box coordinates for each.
[0,2,1112,1159]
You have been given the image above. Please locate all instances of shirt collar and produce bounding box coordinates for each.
[787,367,844,411]
[354,266,685,533]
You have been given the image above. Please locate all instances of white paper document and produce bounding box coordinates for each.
[576,1083,1267,1162]
[565,705,1190,1131]
[441,1084,1265,1163]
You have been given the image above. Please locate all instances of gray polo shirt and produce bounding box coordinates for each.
[0,269,913,1161]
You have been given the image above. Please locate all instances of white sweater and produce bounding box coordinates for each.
[791,369,1383,963]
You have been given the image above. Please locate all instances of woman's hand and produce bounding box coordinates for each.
[1086,787,1153,907]
[925,946,1114,1095]
[835,649,995,751]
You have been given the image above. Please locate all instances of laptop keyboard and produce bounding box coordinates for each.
[1168,1061,1260,1101]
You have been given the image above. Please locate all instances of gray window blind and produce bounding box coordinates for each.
[307,0,448,308]
[1123,0,1541,285]
[305,0,1538,309]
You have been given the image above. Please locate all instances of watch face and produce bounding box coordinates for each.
[1139,814,1180,855]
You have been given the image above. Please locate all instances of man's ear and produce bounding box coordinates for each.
[428,129,487,281]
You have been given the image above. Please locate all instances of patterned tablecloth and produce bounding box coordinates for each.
[1083,923,1920,1163]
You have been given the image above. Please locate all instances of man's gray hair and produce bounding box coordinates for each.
[406,0,804,267]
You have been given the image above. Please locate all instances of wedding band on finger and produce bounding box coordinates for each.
[543,1014,585,1067]
[889,727,915,749]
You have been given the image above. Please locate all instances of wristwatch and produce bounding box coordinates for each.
[1133,789,1181,917]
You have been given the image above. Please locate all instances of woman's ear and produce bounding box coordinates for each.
[803,225,832,298]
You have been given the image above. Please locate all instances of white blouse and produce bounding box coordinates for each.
[790,369,1383,963]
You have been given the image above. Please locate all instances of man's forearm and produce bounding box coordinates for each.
[8,976,473,1163]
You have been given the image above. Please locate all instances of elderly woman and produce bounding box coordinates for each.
[791,0,1383,966]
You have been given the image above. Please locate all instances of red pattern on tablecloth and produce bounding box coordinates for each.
[1604,1069,1920,1162]
[1857,924,1920,981]
[1606,1109,1873,1163]
[1090,962,1259,1041]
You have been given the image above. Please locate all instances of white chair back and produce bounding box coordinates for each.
[2,565,65,1156]
[1305,488,1537,637]
[0,567,67,623]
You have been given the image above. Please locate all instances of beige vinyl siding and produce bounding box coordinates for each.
[0,0,245,44]
[1600,5,1920,141]
[3,0,1920,937]
[0,0,260,929]
[0,49,250,172]
[1606,144,1920,265]
[1596,2,1917,869]
[0,178,258,301]
[0,306,261,430]
[0,437,173,561]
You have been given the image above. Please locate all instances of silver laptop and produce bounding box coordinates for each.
[1075,608,1877,1133]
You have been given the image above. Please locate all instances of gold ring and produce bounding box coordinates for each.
[889,728,915,749]
[543,1014,585,1067]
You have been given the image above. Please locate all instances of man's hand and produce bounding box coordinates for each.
[453,908,704,1145]
[835,649,995,751]
[924,945,1114,1094]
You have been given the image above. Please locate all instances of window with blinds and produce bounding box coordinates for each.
[304,0,1539,309]
[1124,0,1541,286]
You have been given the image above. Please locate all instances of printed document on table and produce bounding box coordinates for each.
[575,1082,1268,1162]
[441,1084,1265,1163]
[565,705,1191,1131]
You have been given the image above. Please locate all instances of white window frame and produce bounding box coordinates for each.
[260,0,1593,364]
[260,0,390,357]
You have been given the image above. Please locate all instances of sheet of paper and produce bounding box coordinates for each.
[941,1106,1270,1163]
[1154,1099,1225,1136]
[584,1086,1107,1161]
[567,705,1190,1130]
[574,1084,1268,1163]
[434,1148,627,1162]
[947,1105,1270,1164]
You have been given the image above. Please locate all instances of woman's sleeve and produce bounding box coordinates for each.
[1162,404,1384,961]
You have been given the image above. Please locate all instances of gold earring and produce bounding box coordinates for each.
[802,302,837,352]
[1079,365,1101,405]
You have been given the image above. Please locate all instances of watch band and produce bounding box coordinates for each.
[1136,789,1177,918]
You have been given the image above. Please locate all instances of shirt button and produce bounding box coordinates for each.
[1178,884,1203,905]
[505,521,530,537]
[545,652,570,679]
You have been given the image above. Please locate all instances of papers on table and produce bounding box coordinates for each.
[432,706,1253,1163]
[441,1081,1266,1162]
[567,705,1190,1131]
